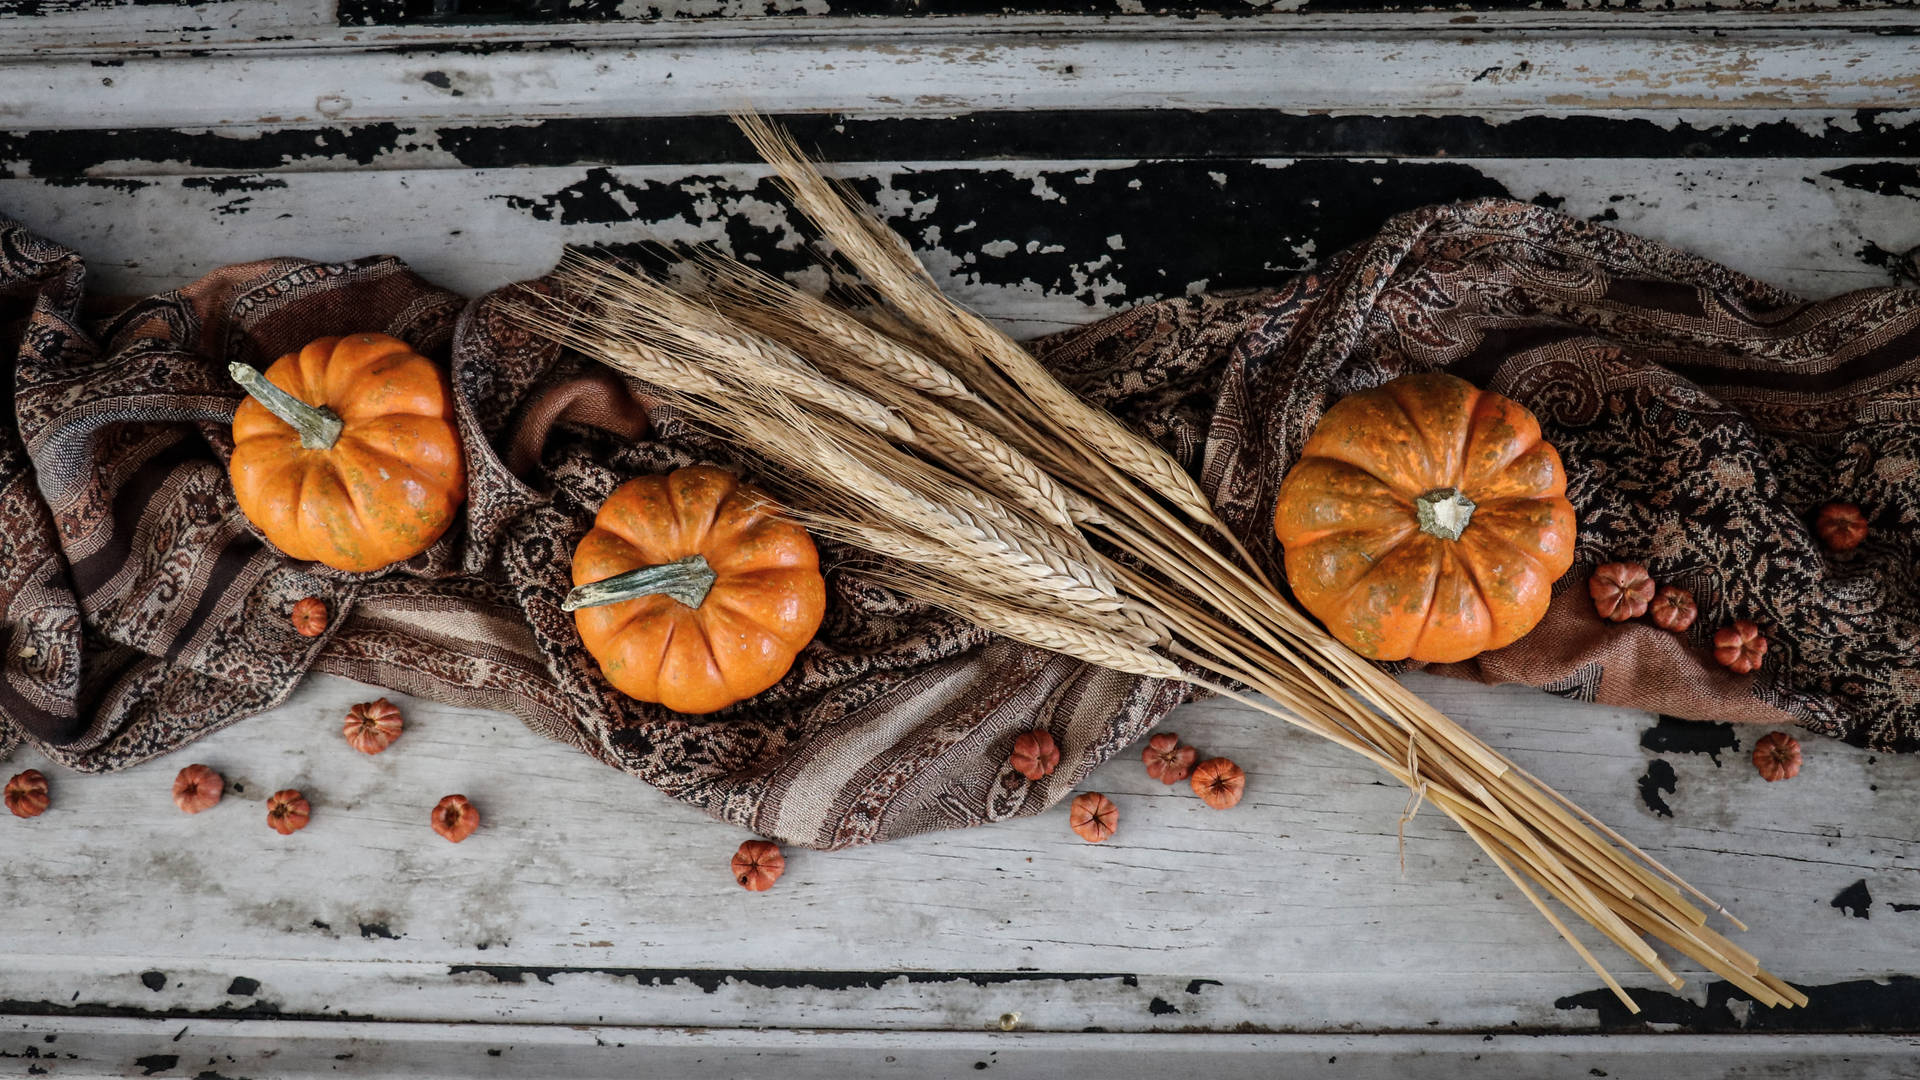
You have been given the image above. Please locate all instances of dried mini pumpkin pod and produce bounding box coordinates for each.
[1752,732,1802,782]
[172,764,225,814]
[266,789,311,835]
[732,839,786,891]
[1713,620,1768,674]
[5,769,50,819]
[1191,758,1247,810]
[1068,792,1118,843]
[431,794,480,843]
[1142,732,1197,784]
[1589,562,1654,622]
[343,698,404,755]
[1008,731,1061,781]
[1815,503,1868,552]
[1648,585,1697,634]
[290,596,330,638]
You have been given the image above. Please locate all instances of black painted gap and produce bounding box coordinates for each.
[448,965,1145,993]
[6,110,1920,180]
[0,0,241,14]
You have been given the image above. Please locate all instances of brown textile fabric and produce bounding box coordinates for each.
[3,199,1917,849]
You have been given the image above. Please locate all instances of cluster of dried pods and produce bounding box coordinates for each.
[1000,729,1246,845]
[1588,562,1767,674]
[1590,502,1868,682]
[6,693,479,840]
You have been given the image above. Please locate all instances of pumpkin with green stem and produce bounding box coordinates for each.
[566,465,825,714]
[229,333,465,573]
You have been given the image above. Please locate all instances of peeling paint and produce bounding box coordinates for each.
[6,111,1920,182]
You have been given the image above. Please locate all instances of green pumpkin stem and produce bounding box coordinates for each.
[230,362,344,451]
[562,554,717,612]
[1414,487,1477,541]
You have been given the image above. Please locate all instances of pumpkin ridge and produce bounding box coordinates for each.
[331,432,446,495]
[1463,393,1547,491]
[705,574,824,649]
[1413,542,1496,659]
[1326,530,1443,635]
[1297,443,1429,502]
[1466,495,1576,565]
[649,610,682,689]
[702,519,812,575]
[1382,375,1475,488]
[674,610,725,692]
[281,458,332,563]
[1452,525,1553,643]
[252,453,317,563]
[667,468,734,554]
[321,448,394,541]
[293,337,339,407]
[323,336,415,406]
[335,355,454,422]
[1436,535,1503,645]
[1352,533,1444,659]
[697,604,779,694]
[296,460,371,567]
[600,481,684,568]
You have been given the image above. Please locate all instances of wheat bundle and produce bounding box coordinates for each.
[509,114,1800,1013]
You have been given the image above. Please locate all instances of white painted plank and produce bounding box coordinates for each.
[4,27,1919,130]
[2,158,1911,336]
[8,1020,1920,1080]
[1,672,1914,1031]
[6,7,1918,56]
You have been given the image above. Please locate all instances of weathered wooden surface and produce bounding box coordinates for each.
[9,1021,1920,1080]
[4,3,1920,1071]
[3,672,1918,1040]
[5,157,1916,335]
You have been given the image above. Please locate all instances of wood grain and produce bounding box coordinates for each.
[7,1019,1920,1080]
[3,673,1915,1034]
[2,5,1917,1064]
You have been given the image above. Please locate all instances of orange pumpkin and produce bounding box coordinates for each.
[229,333,465,573]
[565,465,825,714]
[1272,373,1576,664]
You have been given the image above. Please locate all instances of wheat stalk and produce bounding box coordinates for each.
[510,118,1805,1016]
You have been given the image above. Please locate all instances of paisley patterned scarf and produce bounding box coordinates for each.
[2,199,1915,848]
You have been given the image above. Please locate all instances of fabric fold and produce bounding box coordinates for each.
[2,198,1916,850]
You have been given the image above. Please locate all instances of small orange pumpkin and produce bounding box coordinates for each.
[1191,758,1246,810]
[732,840,786,891]
[172,764,224,815]
[5,769,49,819]
[1273,373,1577,663]
[229,333,465,573]
[1068,792,1118,843]
[266,789,311,835]
[342,699,404,755]
[431,794,480,843]
[1008,731,1061,781]
[566,465,826,715]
